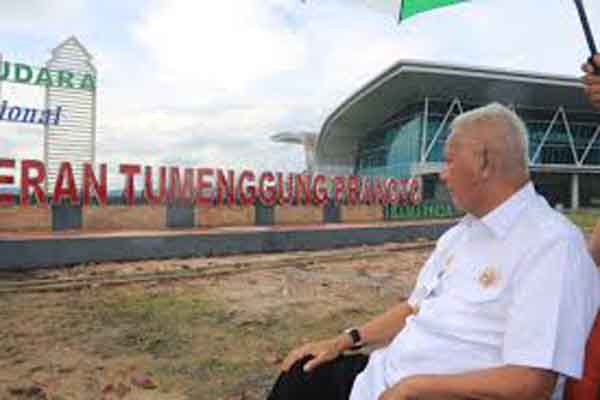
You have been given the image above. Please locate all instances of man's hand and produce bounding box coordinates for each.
[582,54,600,109]
[378,376,458,400]
[378,376,454,400]
[378,376,422,400]
[280,335,350,372]
[377,366,556,400]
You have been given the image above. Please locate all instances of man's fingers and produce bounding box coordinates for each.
[281,348,308,372]
[280,340,336,372]
[583,55,600,75]
[584,81,593,95]
[302,353,324,372]
[284,349,306,370]
[585,87,600,101]
[280,356,295,372]
[583,72,600,84]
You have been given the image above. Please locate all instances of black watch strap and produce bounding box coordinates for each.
[344,328,363,350]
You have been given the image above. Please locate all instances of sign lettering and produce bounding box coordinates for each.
[0,61,96,91]
[0,101,62,126]
[0,158,422,208]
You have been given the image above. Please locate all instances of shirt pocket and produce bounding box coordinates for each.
[450,263,509,304]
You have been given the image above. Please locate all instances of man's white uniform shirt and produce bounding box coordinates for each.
[350,183,599,400]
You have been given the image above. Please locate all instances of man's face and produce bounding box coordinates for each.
[440,128,483,212]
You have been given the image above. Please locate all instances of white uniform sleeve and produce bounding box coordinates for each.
[503,236,599,379]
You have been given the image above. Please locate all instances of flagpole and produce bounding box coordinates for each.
[398,0,404,23]
[573,0,600,74]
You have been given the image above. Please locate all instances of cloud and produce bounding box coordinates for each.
[118,0,597,182]
[115,0,427,173]
[88,0,412,179]
[0,0,86,36]
[133,0,308,98]
[1,0,599,191]
[409,0,600,75]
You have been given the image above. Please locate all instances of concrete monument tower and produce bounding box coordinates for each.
[44,36,97,191]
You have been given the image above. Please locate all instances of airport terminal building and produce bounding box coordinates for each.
[314,60,600,209]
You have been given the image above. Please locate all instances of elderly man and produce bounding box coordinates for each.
[267,103,599,400]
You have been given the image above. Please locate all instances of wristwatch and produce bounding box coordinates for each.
[343,327,363,350]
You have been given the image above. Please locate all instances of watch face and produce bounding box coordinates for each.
[347,328,361,345]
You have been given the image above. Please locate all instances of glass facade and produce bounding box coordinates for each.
[355,102,424,179]
[355,99,600,180]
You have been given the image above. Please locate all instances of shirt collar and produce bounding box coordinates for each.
[463,182,536,239]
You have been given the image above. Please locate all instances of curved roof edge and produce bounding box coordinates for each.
[316,59,594,167]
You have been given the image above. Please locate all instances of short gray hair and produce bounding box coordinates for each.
[450,102,529,176]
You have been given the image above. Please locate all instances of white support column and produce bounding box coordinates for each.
[571,173,580,211]
[421,97,429,162]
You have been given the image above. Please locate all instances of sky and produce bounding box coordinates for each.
[0,0,599,188]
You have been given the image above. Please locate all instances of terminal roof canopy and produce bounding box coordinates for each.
[316,60,595,167]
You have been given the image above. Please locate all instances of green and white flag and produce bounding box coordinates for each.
[398,0,468,22]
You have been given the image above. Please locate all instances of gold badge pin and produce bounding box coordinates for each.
[479,266,499,288]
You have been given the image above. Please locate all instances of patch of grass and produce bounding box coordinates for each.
[153,358,248,380]
[88,291,225,357]
[150,356,262,398]
[259,299,394,358]
[565,208,600,232]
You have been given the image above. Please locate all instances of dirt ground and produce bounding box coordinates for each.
[0,243,431,400]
